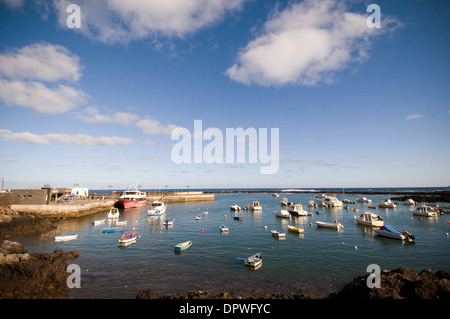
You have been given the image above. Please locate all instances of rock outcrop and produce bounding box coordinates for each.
[330,267,450,299]
[0,240,79,298]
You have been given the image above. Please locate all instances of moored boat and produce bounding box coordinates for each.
[249,201,262,212]
[316,221,344,230]
[271,229,286,239]
[115,185,147,209]
[55,234,78,242]
[354,212,384,227]
[398,198,416,205]
[411,205,438,217]
[108,208,120,219]
[220,225,229,233]
[118,232,137,245]
[286,203,309,216]
[92,219,106,225]
[374,225,415,242]
[357,197,372,203]
[174,240,192,251]
[147,200,167,218]
[275,209,290,218]
[230,205,241,211]
[287,225,304,233]
[242,252,263,268]
[102,226,125,233]
[378,199,397,208]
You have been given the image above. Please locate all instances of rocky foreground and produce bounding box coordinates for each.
[0,240,79,298]
[136,268,450,299]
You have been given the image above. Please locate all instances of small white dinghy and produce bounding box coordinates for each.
[316,221,344,230]
[92,219,106,225]
[271,229,286,239]
[55,234,78,242]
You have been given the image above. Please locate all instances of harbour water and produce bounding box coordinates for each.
[13,188,450,299]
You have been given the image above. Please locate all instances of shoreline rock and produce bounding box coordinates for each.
[0,240,79,298]
[0,206,57,240]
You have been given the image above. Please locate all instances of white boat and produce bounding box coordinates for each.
[317,195,343,207]
[195,216,201,220]
[272,193,279,197]
[55,234,78,242]
[108,208,120,219]
[308,200,317,207]
[411,205,438,217]
[92,219,106,225]
[147,200,167,218]
[230,205,241,211]
[357,197,372,203]
[286,203,309,216]
[275,209,290,218]
[342,199,355,204]
[249,201,262,211]
[118,232,137,245]
[243,252,262,268]
[280,198,288,206]
[398,198,415,205]
[354,212,384,227]
[115,220,128,226]
[378,199,397,208]
[374,225,415,242]
[316,221,344,230]
[271,230,286,239]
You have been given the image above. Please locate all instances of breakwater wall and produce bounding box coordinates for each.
[10,200,116,218]
[9,192,215,218]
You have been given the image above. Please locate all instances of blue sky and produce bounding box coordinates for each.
[0,0,449,190]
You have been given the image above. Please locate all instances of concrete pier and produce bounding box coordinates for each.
[11,200,115,218]
[9,191,214,218]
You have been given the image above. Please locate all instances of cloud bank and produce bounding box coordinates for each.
[0,42,88,113]
[54,0,247,43]
[226,0,401,87]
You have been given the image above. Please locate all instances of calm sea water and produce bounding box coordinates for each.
[13,189,450,299]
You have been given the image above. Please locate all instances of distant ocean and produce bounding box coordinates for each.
[91,186,450,194]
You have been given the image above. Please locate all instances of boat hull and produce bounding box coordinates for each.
[316,221,344,230]
[55,234,78,242]
[174,241,192,251]
[116,199,147,209]
[103,227,125,233]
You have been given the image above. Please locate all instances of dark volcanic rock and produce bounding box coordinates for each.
[0,207,56,240]
[330,268,450,300]
[0,240,79,298]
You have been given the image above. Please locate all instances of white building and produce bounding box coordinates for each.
[70,185,89,197]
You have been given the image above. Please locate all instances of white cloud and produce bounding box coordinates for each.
[226,0,401,86]
[54,0,247,43]
[0,129,133,146]
[76,107,138,124]
[0,42,88,113]
[406,114,423,120]
[0,42,82,82]
[135,118,178,135]
[0,79,88,114]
